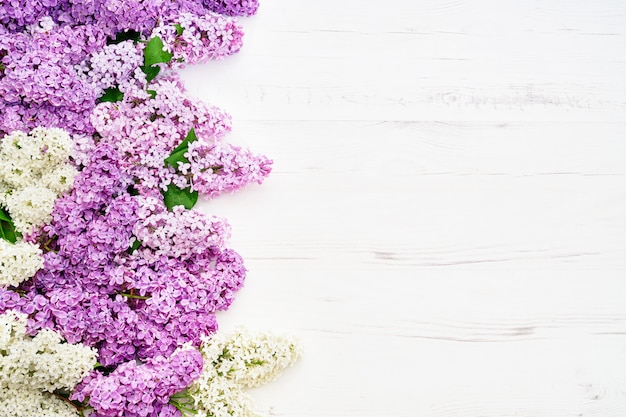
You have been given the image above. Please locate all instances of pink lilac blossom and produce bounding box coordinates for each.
[133,196,230,261]
[118,218,245,359]
[90,72,272,199]
[90,73,232,157]
[204,0,259,17]
[76,39,146,97]
[0,24,106,102]
[182,140,272,198]
[90,72,235,194]
[0,9,245,136]
[152,11,244,68]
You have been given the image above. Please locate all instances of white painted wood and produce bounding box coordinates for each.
[184,1,626,416]
[181,0,626,122]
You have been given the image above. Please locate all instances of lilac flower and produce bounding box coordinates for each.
[72,347,203,417]
[133,197,230,261]
[0,287,28,313]
[0,0,257,34]
[0,0,66,31]
[126,247,246,359]
[0,102,95,137]
[153,11,244,68]
[55,0,194,36]
[77,39,146,97]
[184,141,273,199]
[204,0,259,17]
[72,360,160,417]
[12,138,249,366]
[90,72,232,194]
[0,23,106,135]
[0,2,277,410]
[149,346,204,400]
[18,144,141,364]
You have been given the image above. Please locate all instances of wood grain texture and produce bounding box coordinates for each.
[181,0,626,122]
[183,1,626,416]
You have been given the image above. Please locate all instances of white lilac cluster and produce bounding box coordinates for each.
[0,239,43,287]
[0,310,98,393]
[0,127,77,234]
[0,386,79,417]
[189,328,302,417]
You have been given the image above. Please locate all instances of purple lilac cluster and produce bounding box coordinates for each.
[90,72,271,197]
[76,39,147,97]
[21,145,246,366]
[0,3,246,137]
[0,23,107,135]
[152,11,244,68]
[1,0,257,33]
[204,0,260,17]
[71,347,203,417]
[183,140,272,198]
[133,197,230,261]
[0,1,64,31]
[90,72,233,180]
[1,1,270,415]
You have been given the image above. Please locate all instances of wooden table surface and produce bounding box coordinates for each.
[181,1,626,416]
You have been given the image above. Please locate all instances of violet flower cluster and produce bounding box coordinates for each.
[0,1,287,416]
[204,0,260,17]
[25,141,246,367]
[0,23,106,135]
[0,0,257,33]
[72,346,203,417]
[152,11,244,68]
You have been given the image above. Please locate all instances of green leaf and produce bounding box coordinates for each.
[164,149,188,168]
[161,129,199,210]
[128,238,142,254]
[0,208,19,243]
[107,30,141,45]
[140,36,173,83]
[141,64,161,83]
[99,87,124,103]
[127,184,139,196]
[147,89,157,99]
[143,36,173,67]
[162,184,198,210]
[0,207,10,222]
[174,24,184,36]
[1,220,18,243]
[164,128,197,168]
[172,128,197,155]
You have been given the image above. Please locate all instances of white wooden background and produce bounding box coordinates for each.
[181,1,626,416]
